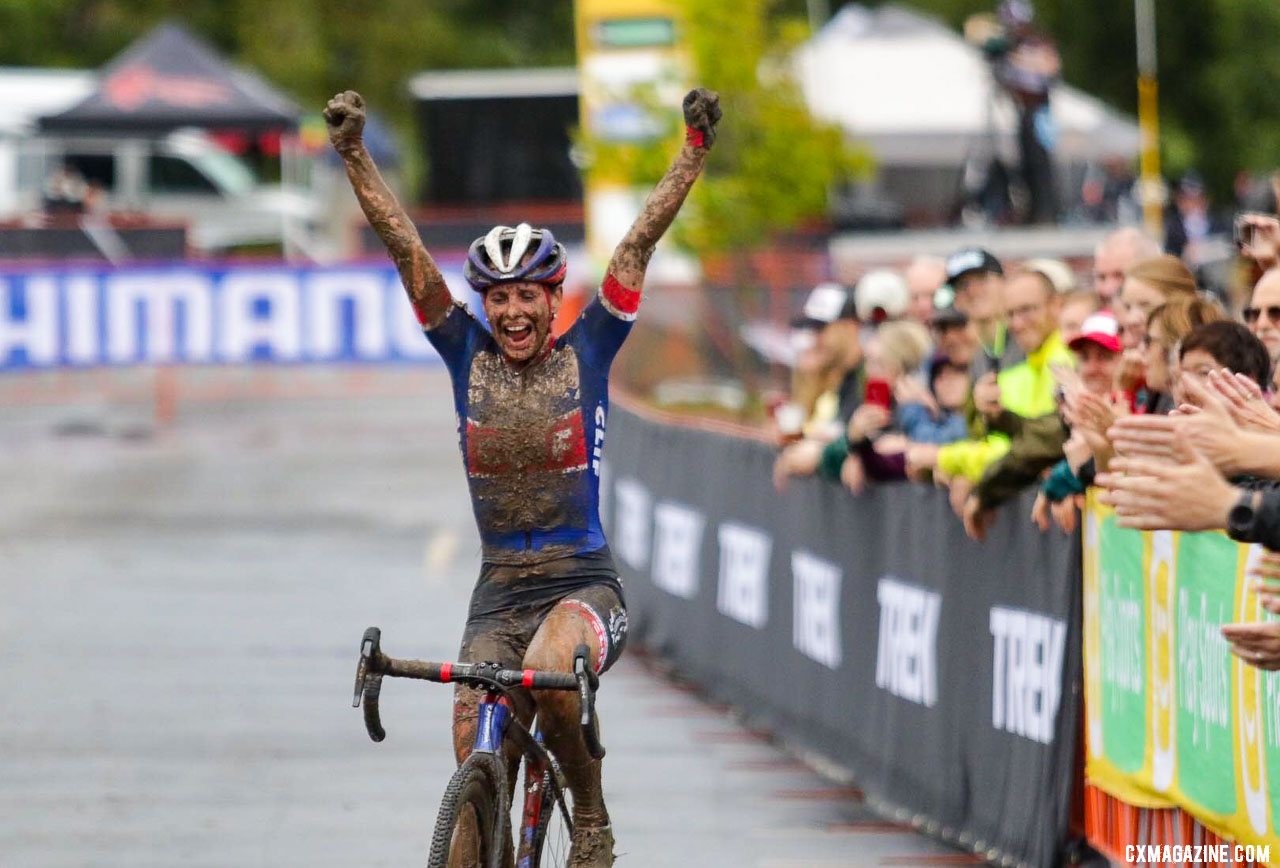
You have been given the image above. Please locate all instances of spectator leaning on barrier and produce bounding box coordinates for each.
[815,321,936,493]
[778,283,865,441]
[1102,328,1279,532]
[904,247,1017,496]
[960,275,1098,539]
[1028,312,1126,533]
[938,267,1073,518]
[1092,226,1162,311]
[899,354,971,444]
[773,284,866,488]
[1040,298,1231,534]
[905,256,949,327]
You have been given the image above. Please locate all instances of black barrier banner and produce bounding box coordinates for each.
[601,407,1082,868]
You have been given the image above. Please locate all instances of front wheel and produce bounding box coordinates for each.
[527,754,573,867]
[428,752,507,868]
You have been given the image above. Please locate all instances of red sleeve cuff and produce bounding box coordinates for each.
[601,273,641,320]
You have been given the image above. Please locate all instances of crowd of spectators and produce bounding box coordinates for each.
[770,215,1280,671]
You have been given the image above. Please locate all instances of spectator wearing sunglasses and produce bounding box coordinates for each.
[1245,268,1280,366]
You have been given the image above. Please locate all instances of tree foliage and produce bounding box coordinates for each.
[678,0,872,252]
[5,0,1280,202]
[577,0,871,254]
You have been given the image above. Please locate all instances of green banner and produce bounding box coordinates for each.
[1084,493,1278,852]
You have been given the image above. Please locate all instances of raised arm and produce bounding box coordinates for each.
[605,88,721,301]
[324,91,453,329]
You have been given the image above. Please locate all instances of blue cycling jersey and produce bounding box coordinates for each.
[426,292,632,565]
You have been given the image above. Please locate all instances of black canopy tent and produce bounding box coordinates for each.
[39,22,300,133]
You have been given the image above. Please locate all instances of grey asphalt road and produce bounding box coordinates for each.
[0,367,971,867]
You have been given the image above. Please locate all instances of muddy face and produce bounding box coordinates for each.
[481,282,563,365]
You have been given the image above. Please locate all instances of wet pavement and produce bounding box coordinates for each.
[0,367,972,867]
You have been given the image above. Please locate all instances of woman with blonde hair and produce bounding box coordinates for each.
[1118,254,1198,348]
[1116,253,1199,408]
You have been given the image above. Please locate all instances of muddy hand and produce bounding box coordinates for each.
[324,90,366,149]
[682,87,722,148]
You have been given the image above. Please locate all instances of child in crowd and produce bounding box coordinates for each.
[896,355,971,444]
[819,324,967,492]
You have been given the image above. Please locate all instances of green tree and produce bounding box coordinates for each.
[681,0,871,252]
[578,0,870,254]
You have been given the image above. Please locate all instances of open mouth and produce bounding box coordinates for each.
[501,322,534,351]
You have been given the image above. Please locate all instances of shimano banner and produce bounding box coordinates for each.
[0,261,487,370]
[602,407,1082,868]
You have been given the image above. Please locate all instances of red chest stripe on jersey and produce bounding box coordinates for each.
[601,273,641,316]
[465,409,588,477]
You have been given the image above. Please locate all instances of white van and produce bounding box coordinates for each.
[24,130,321,252]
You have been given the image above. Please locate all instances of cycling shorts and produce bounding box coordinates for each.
[458,547,628,675]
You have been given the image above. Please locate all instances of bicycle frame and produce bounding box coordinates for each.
[351,627,602,866]
[472,688,562,868]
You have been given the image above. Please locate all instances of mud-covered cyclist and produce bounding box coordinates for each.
[325,87,720,867]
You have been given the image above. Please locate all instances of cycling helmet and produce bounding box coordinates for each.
[464,223,568,291]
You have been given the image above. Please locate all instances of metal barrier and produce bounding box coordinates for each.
[603,400,1082,868]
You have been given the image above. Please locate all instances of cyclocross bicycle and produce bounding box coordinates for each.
[351,627,605,867]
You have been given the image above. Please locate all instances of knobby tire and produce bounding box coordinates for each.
[427,752,507,868]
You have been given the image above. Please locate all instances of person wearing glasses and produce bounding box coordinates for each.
[1245,268,1280,366]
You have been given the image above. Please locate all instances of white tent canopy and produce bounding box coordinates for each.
[796,4,1140,167]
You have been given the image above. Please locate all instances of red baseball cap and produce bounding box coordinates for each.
[1068,312,1122,353]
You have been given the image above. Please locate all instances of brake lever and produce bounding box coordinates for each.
[354,627,386,742]
[573,644,605,760]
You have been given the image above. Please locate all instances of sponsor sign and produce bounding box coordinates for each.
[606,407,1081,867]
[0,261,489,370]
[1084,491,1280,852]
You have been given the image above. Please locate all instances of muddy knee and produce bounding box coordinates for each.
[523,607,603,675]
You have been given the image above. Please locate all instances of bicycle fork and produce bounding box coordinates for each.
[472,691,549,867]
[516,730,552,868]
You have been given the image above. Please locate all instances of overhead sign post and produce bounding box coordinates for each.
[1134,0,1164,240]
[573,0,691,280]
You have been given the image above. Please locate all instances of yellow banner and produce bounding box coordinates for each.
[1084,491,1278,853]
